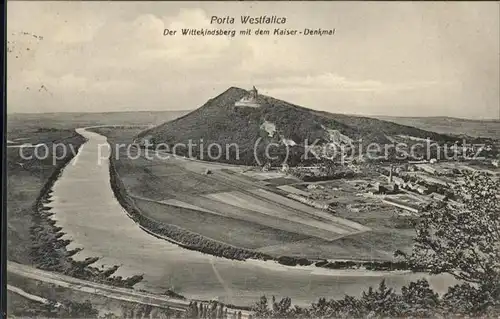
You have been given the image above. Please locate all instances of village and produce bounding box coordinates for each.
[254,155,500,220]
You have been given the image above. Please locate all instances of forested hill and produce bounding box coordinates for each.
[137,87,457,166]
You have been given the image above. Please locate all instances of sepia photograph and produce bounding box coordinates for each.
[5,1,500,318]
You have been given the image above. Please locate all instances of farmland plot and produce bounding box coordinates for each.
[111,148,371,254]
[176,195,343,241]
[204,191,353,236]
[133,198,308,249]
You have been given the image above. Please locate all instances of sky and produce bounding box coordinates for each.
[7,1,500,119]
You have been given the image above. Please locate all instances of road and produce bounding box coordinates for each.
[7,284,61,307]
[8,261,254,317]
[7,261,190,312]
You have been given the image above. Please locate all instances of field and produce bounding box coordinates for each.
[112,152,364,246]
[256,229,414,261]
[133,198,308,249]
[8,110,189,131]
[249,175,419,260]
[6,127,87,264]
[91,126,421,262]
[377,116,500,139]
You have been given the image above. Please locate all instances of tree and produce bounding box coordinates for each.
[158,306,176,319]
[359,280,400,317]
[441,282,497,316]
[310,297,332,318]
[100,312,121,319]
[185,301,199,319]
[217,304,224,319]
[252,296,270,318]
[57,299,99,318]
[271,296,293,318]
[400,279,440,317]
[398,172,500,315]
[334,295,363,318]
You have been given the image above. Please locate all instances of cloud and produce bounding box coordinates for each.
[143,9,233,64]
[5,2,499,118]
[261,73,450,94]
[269,74,384,92]
[237,37,321,77]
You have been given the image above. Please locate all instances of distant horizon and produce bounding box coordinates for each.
[7,85,499,122]
[7,108,499,122]
[7,2,499,118]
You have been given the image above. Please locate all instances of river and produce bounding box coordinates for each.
[46,128,456,307]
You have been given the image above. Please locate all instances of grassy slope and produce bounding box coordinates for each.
[138,87,458,166]
[6,128,86,264]
[8,130,145,287]
[7,290,52,318]
[133,198,308,250]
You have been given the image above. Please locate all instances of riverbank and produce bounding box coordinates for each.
[26,133,145,288]
[32,126,457,308]
[8,261,189,318]
[6,130,85,264]
[108,154,273,262]
[107,147,412,272]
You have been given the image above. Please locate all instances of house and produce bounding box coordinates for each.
[382,198,420,214]
[406,182,419,191]
[408,164,417,172]
[393,176,405,186]
[281,163,290,173]
[417,185,429,195]
[492,159,499,168]
[417,164,437,175]
[458,165,478,173]
[262,162,271,172]
[408,160,428,164]
[327,202,338,213]
[440,168,455,176]
[377,183,398,194]
[430,193,448,201]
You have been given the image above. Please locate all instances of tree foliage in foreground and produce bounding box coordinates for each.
[400,172,500,315]
[403,173,499,283]
[251,173,500,318]
[14,173,498,318]
[252,279,442,318]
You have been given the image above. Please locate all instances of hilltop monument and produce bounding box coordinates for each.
[235,86,261,107]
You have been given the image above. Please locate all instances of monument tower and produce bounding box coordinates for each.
[234,86,261,108]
